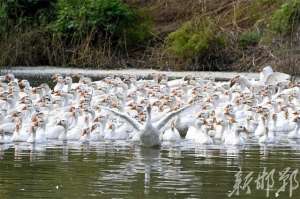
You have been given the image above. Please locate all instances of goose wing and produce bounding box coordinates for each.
[265,72,290,85]
[155,105,192,131]
[102,107,142,131]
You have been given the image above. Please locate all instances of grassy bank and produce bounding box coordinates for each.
[0,0,300,74]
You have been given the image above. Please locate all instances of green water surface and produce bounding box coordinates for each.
[1,140,300,199]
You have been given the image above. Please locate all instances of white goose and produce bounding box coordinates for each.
[34,120,47,143]
[161,121,181,141]
[214,120,226,140]
[11,118,29,142]
[224,122,246,146]
[194,121,213,145]
[53,75,65,92]
[185,118,212,144]
[57,120,69,141]
[27,122,38,143]
[259,127,275,144]
[46,120,66,139]
[288,117,300,139]
[185,125,199,141]
[103,104,191,147]
[104,123,129,140]
[255,115,268,137]
[89,122,103,141]
[258,116,275,144]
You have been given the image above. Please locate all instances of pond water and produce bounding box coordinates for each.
[1,140,300,199]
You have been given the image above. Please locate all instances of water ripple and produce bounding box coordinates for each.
[1,141,300,198]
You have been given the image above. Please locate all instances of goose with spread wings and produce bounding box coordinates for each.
[102,104,192,147]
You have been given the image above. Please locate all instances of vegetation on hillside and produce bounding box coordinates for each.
[0,0,299,74]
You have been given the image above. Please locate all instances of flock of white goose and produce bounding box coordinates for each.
[0,66,299,147]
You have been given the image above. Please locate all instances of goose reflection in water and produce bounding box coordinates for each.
[97,146,201,195]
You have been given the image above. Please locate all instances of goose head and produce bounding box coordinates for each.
[151,73,161,84]
[53,98,64,108]
[230,76,240,87]
[81,128,91,136]
[15,117,23,133]
[12,111,23,119]
[84,107,95,120]
[4,73,15,83]
[201,120,210,133]
[235,125,247,136]
[260,66,273,83]
[8,81,19,91]
[40,83,51,95]
[56,75,64,84]
[170,119,176,130]
[293,117,300,126]
[57,119,68,130]
[51,73,60,82]
[224,105,234,117]
[271,113,277,122]
[145,104,152,116]
[19,96,30,104]
[30,122,38,134]
[229,117,237,124]
[93,120,102,129]
[216,120,225,127]
[139,113,146,122]
[71,73,83,83]
[259,114,268,127]
[108,123,116,131]
[65,76,73,85]
[94,115,106,124]
[38,119,46,130]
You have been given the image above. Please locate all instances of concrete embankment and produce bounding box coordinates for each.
[0,66,262,81]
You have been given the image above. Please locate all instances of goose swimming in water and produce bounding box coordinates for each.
[57,119,69,141]
[185,118,212,144]
[288,117,300,139]
[103,104,191,147]
[27,122,38,143]
[224,120,246,146]
[103,122,130,140]
[161,120,181,142]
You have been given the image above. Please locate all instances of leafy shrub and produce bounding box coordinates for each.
[122,9,153,46]
[269,0,300,34]
[166,18,225,59]
[51,0,138,40]
[2,0,56,26]
[0,2,7,33]
[238,31,261,48]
